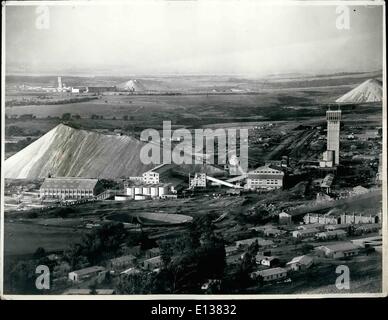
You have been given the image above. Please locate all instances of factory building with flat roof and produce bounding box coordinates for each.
[39,177,104,200]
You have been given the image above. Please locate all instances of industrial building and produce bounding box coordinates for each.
[245,165,284,190]
[142,164,175,184]
[39,177,104,200]
[189,173,207,188]
[124,182,179,200]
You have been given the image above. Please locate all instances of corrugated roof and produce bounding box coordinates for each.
[286,255,313,265]
[70,266,105,276]
[256,267,287,277]
[41,177,99,190]
[149,164,174,174]
[321,242,359,252]
[248,174,284,180]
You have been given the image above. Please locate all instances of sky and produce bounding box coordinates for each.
[5,1,384,76]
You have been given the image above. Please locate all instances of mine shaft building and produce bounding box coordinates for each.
[39,177,104,200]
[326,109,341,165]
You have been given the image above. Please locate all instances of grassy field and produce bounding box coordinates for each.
[4,222,84,256]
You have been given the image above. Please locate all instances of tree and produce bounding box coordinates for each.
[10,260,39,294]
[61,113,71,121]
[33,247,46,260]
[160,241,173,267]
[89,280,98,295]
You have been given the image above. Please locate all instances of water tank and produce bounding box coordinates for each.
[134,194,146,201]
[150,186,159,197]
[115,195,131,201]
[134,187,142,195]
[142,186,151,196]
[126,187,134,197]
[158,186,168,197]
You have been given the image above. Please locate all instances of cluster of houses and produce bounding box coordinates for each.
[66,246,163,286]
[223,214,382,285]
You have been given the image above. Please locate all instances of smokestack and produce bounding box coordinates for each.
[58,76,62,89]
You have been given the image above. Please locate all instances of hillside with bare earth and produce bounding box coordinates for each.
[4,124,155,179]
[336,79,383,104]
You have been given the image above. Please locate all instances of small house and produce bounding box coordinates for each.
[143,256,163,271]
[68,266,105,283]
[250,267,288,282]
[315,242,360,259]
[286,255,314,271]
[292,228,319,239]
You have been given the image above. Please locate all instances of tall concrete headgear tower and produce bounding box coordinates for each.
[57,76,62,90]
[326,107,341,165]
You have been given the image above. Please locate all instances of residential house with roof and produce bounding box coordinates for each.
[250,267,288,282]
[292,228,320,239]
[107,254,137,272]
[315,242,360,259]
[315,230,347,241]
[286,255,314,271]
[68,266,106,283]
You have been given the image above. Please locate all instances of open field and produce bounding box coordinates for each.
[4,222,84,256]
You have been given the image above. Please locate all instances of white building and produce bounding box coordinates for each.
[286,255,314,271]
[68,266,105,283]
[246,165,284,190]
[190,173,207,188]
[142,164,174,184]
[40,177,103,200]
[315,242,360,259]
[279,212,292,225]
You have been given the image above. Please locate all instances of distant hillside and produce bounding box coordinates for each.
[4,124,154,179]
[336,79,383,104]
